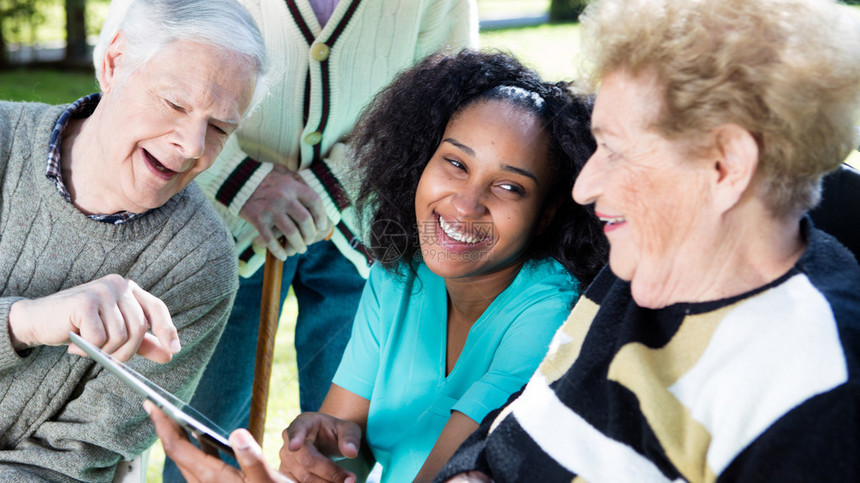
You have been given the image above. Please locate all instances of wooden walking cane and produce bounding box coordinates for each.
[248,249,284,445]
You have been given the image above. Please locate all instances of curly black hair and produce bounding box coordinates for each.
[350,49,608,285]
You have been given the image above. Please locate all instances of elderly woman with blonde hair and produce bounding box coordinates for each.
[437,0,860,481]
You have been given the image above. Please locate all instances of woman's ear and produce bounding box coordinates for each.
[98,30,126,94]
[710,124,759,214]
[536,197,562,236]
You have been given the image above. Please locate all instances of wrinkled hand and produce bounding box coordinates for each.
[279,412,362,483]
[7,274,179,363]
[240,165,333,260]
[146,401,291,483]
[444,472,493,483]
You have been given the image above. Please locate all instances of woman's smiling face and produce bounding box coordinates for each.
[572,70,716,307]
[414,99,555,281]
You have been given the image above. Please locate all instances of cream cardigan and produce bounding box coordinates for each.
[99,0,477,277]
[191,0,478,277]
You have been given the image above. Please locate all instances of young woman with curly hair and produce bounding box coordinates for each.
[147,49,607,483]
[279,49,606,483]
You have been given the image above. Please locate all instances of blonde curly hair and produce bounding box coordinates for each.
[580,0,860,216]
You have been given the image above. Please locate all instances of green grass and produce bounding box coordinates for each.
[476,0,550,18]
[0,68,97,104]
[481,23,581,82]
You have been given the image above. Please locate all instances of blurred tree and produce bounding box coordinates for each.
[1,0,106,67]
[549,0,586,22]
[65,0,86,64]
[0,0,40,67]
[549,0,587,22]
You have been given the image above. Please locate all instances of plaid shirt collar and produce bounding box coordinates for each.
[46,93,146,224]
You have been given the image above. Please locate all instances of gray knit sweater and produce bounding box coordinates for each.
[0,101,239,481]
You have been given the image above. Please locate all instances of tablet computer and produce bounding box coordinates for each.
[69,332,235,458]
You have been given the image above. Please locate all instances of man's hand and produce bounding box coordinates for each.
[279,412,362,483]
[8,274,179,363]
[240,165,333,260]
[146,401,290,483]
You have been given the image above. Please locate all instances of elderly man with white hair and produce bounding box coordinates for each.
[0,0,265,480]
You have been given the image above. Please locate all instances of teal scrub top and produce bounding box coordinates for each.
[332,258,579,482]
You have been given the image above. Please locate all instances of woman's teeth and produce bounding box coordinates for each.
[600,215,626,226]
[439,217,485,244]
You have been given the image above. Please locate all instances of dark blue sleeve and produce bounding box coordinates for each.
[433,386,525,482]
[719,382,860,481]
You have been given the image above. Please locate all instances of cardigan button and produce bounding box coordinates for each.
[311,43,330,62]
[304,131,323,145]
